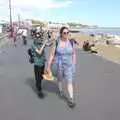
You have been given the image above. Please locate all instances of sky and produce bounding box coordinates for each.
[0,0,120,27]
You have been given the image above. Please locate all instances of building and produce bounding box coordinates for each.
[47,22,69,29]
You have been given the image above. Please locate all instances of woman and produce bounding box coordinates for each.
[46,26,76,108]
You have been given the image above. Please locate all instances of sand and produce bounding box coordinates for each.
[74,35,120,64]
[51,31,120,64]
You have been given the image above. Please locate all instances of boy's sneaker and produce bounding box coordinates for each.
[67,98,76,108]
[37,91,45,99]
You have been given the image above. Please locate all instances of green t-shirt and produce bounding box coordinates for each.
[32,42,45,66]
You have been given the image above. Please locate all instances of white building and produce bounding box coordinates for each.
[47,22,69,29]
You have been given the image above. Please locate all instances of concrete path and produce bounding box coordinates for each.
[0,37,120,120]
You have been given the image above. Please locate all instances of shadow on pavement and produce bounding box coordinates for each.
[25,78,59,94]
[25,78,37,94]
[42,80,59,94]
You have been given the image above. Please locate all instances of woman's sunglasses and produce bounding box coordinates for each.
[63,32,69,35]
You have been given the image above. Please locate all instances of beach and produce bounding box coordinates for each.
[52,28,120,65]
[71,29,120,64]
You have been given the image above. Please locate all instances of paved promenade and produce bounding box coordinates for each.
[0,37,120,120]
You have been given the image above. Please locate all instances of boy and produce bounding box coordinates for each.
[32,39,46,98]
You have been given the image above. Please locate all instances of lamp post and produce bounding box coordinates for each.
[9,0,12,37]
[18,14,20,28]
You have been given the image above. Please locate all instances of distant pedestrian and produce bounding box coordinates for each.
[17,28,23,40]
[22,28,28,45]
[12,24,17,46]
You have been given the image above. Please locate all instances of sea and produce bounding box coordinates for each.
[73,28,120,36]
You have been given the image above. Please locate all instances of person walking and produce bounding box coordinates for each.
[22,28,28,45]
[12,24,17,46]
[46,26,76,108]
[31,38,47,98]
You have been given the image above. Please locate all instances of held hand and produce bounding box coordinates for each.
[37,39,48,55]
[36,49,42,55]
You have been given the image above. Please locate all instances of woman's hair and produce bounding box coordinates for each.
[60,26,69,38]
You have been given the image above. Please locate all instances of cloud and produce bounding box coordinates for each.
[13,0,73,20]
[11,0,73,9]
[46,1,73,8]
[0,0,73,21]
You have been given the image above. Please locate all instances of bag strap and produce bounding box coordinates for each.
[55,39,74,55]
[55,39,59,55]
[56,39,59,48]
[69,39,74,48]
